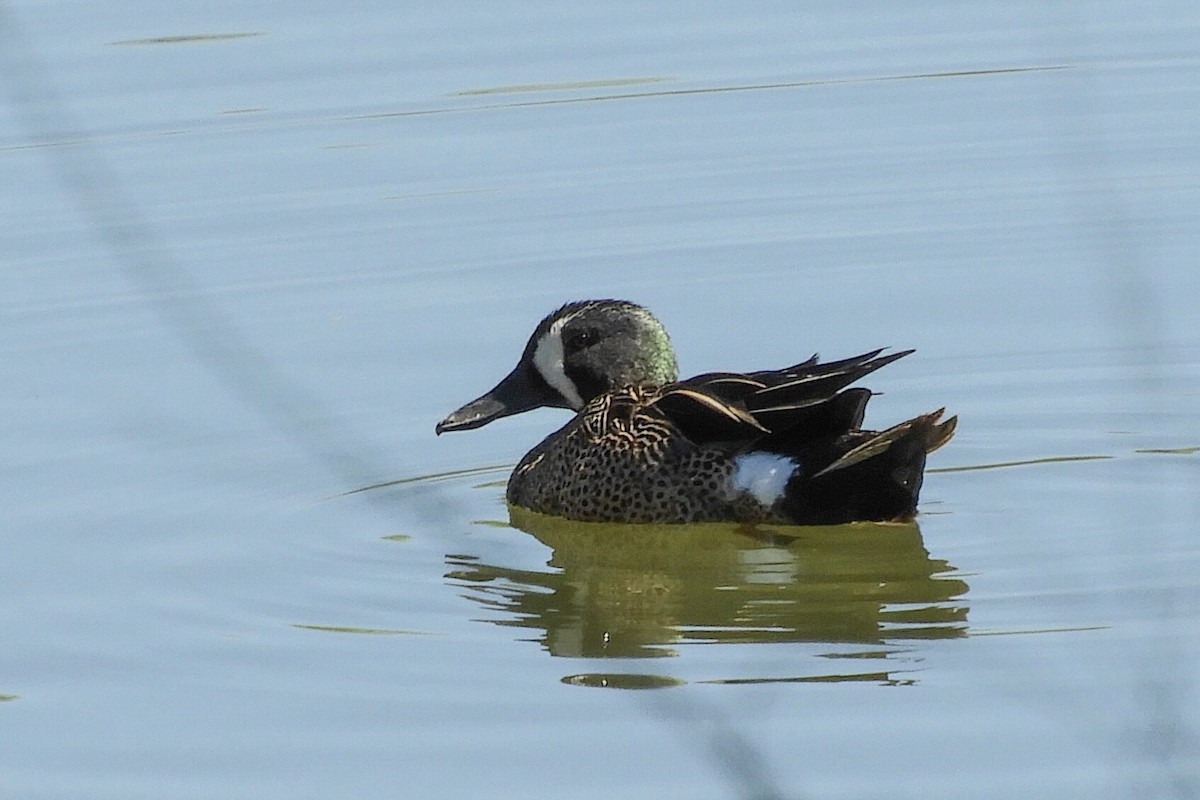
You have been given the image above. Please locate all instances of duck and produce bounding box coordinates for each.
[436,300,955,525]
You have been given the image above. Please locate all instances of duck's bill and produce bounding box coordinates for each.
[435,364,561,434]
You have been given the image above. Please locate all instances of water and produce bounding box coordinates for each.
[2,2,1198,798]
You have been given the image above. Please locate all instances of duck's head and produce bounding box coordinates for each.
[436,300,679,434]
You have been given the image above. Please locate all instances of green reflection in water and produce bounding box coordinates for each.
[446,507,968,659]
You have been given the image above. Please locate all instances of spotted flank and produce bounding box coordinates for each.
[437,300,956,524]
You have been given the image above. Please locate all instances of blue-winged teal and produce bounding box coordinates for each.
[436,300,956,525]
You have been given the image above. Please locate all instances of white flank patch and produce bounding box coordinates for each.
[532,316,585,409]
[733,452,798,508]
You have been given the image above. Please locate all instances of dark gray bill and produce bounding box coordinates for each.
[435,363,563,434]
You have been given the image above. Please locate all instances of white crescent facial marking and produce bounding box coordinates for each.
[733,452,798,508]
[532,315,585,410]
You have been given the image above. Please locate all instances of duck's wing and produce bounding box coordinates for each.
[812,409,957,478]
[685,349,908,400]
[744,349,879,385]
[655,349,915,449]
[750,387,874,452]
[648,385,768,446]
[680,349,912,435]
[675,372,767,402]
[744,349,911,410]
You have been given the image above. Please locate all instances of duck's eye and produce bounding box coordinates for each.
[564,328,597,352]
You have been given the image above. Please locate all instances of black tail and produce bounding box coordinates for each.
[779,410,957,525]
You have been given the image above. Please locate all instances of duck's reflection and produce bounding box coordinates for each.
[446,507,967,659]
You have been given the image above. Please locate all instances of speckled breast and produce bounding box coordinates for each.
[505,388,766,523]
